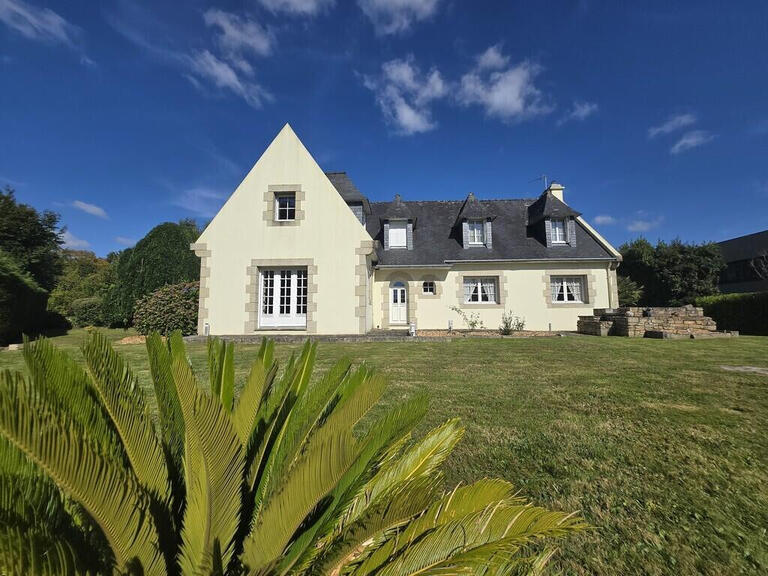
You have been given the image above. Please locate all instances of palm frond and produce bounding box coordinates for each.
[208,338,235,411]
[171,346,244,575]
[0,524,89,576]
[232,356,277,446]
[146,332,185,473]
[81,332,170,502]
[0,370,165,575]
[242,429,357,574]
[22,338,125,464]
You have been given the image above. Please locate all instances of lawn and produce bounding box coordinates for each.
[1,330,767,575]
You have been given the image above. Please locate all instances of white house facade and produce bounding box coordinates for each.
[192,124,621,336]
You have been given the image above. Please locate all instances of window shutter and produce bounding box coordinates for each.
[544,219,553,247]
[567,218,577,247]
[462,221,469,249]
[484,220,493,249]
[406,221,413,250]
[383,222,390,250]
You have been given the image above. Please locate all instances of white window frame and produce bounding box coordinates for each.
[274,193,296,221]
[463,277,497,304]
[422,280,436,295]
[467,220,485,245]
[551,219,567,244]
[550,276,585,304]
[388,220,407,249]
[259,268,307,327]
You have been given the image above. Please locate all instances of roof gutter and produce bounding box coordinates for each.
[443,257,617,264]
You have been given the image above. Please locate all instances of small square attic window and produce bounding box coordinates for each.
[388,221,407,248]
[275,193,296,221]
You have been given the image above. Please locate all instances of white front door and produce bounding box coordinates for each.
[259,268,308,328]
[389,284,407,325]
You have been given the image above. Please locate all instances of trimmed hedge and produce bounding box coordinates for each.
[133,281,199,336]
[71,296,105,327]
[0,249,48,345]
[696,292,768,336]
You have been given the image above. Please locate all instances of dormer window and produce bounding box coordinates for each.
[275,193,296,221]
[551,219,567,244]
[388,220,407,249]
[467,220,485,245]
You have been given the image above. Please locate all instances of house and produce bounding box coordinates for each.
[191,124,621,335]
[717,230,768,294]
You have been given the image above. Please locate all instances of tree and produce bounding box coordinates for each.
[107,220,201,325]
[0,187,62,291]
[0,335,582,575]
[47,250,111,324]
[0,250,47,345]
[750,251,768,280]
[617,275,643,306]
[619,238,724,306]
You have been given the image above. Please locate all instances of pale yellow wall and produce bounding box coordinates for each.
[194,124,373,335]
[373,261,616,332]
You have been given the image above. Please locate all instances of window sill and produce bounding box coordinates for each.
[461,302,502,308]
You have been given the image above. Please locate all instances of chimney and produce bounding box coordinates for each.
[546,182,565,202]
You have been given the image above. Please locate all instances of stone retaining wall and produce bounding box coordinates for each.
[577,305,732,338]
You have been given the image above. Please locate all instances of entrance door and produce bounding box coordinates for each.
[389,282,407,325]
[259,268,308,328]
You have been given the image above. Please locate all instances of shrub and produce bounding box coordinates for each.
[133,281,199,336]
[111,220,201,324]
[617,275,643,306]
[449,305,484,330]
[696,292,768,335]
[70,296,105,327]
[0,334,583,574]
[499,311,526,335]
[0,249,48,345]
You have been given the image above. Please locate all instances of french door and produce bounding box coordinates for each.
[259,268,307,328]
[389,283,407,325]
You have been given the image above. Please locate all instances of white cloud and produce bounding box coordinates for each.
[364,57,447,135]
[114,236,136,247]
[358,0,441,35]
[0,0,79,46]
[476,44,509,71]
[172,187,227,217]
[204,8,272,67]
[72,200,108,219]
[648,113,696,138]
[62,230,89,249]
[627,215,664,232]
[458,48,553,123]
[258,0,334,15]
[670,130,715,155]
[593,215,616,225]
[186,50,271,108]
[558,100,598,125]
[106,3,271,109]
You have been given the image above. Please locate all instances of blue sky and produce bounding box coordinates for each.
[1,0,767,256]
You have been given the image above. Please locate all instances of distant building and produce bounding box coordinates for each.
[717,230,768,294]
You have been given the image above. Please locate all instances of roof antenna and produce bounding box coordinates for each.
[529,174,548,189]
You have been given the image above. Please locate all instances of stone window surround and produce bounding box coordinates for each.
[379,272,418,329]
[543,270,597,308]
[454,273,506,309]
[355,240,375,334]
[245,258,318,332]
[419,274,441,298]
[263,185,306,226]
[190,243,211,335]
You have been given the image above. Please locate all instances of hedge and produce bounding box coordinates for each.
[133,281,199,336]
[696,292,768,336]
[0,250,48,345]
[70,296,105,327]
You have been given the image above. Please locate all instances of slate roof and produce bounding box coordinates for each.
[379,194,414,221]
[527,191,582,224]
[717,229,768,263]
[456,192,493,222]
[366,199,616,266]
[326,172,370,213]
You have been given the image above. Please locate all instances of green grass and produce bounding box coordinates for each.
[1,331,767,574]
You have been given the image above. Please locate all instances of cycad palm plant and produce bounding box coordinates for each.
[0,332,583,575]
